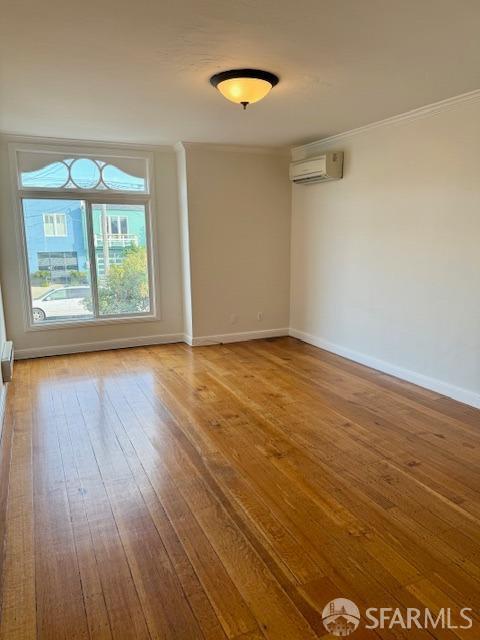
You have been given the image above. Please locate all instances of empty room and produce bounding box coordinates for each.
[0,1,479,638]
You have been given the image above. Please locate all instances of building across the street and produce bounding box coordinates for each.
[23,200,147,284]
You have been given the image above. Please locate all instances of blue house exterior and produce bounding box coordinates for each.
[23,199,146,284]
[23,199,88,283]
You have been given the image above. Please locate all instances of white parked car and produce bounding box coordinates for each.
[32,286,92,321]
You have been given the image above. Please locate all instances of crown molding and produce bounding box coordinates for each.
[291,88,480,160]
[179,141,289,156]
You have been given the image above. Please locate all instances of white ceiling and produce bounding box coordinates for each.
[1,0,480,146]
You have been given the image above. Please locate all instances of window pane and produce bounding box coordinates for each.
[55,213,67,236]
[69,158,101,189]
[110,217,119,235]
[18,151,148,193]
[92,203,151,316]
[43,214,55,236]
[101,163,146,191]
[21,160,69,188]
[46,289,68,300]
[67,287,91,299]
[22,199,93,323]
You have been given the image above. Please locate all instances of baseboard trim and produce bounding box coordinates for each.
[14,333,185,359]
[14,328,290,359]
[289,328,480,409]
[190,328,289,347]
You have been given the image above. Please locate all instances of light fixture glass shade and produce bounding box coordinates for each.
[210,69,279,108]
[216,77,273,105]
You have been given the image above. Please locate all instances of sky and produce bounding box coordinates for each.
[22,157,145,191]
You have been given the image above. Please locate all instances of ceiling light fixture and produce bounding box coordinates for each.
[210,69,279,110]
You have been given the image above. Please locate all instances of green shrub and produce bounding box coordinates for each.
[31,270,51,286]
[84,246,149,314]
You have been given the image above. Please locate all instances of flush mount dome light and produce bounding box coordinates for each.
[210,69,279,109]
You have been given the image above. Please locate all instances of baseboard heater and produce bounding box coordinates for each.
[1,341,14,383]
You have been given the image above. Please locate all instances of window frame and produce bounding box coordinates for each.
[9,142,159,331]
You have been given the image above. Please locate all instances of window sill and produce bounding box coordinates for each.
[25,312,160,332]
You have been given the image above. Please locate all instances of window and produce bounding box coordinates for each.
[43,213,67,236]
[18,154,147,192]
[45,289,68,301]
[13,145,155,326]
[107,215,128,235]
[67,287,91,299]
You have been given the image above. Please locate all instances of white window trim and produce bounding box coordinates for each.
[43,212,67,237]
[9,142,160,332]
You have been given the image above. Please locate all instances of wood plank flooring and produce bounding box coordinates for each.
[0,337,479,639]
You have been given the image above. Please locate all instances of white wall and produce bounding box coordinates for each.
[181,144,291,342]
[0,138,185,357]
[290,98,480,406]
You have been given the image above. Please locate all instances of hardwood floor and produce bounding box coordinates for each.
[0,337,479,639]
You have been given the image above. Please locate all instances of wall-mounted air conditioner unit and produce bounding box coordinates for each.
[289,152,343,184]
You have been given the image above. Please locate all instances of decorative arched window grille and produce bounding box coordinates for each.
[17,149,149,193]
